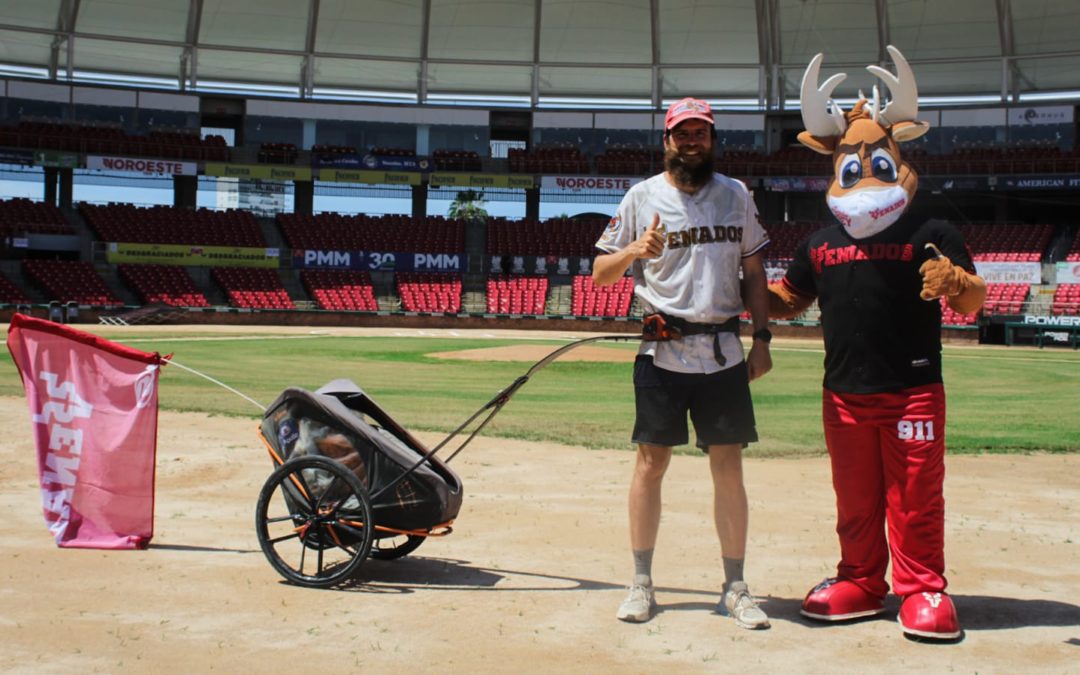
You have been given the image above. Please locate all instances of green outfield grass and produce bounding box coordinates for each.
[3,331,1078,456]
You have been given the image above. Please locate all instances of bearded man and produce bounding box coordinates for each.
[593,97,774,629]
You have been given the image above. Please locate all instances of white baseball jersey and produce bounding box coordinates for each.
[596,172,769,374]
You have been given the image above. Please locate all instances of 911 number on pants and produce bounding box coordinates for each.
[897,419,935,441]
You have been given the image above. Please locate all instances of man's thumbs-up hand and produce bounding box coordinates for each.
[631,213,665,260]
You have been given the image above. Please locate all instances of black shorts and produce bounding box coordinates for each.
[632,355,758,450]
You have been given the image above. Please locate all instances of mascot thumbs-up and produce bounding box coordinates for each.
[768,46,986,641]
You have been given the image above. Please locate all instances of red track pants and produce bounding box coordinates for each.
[822,384,948,599]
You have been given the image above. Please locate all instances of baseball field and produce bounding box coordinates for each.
[0,325,1077,672]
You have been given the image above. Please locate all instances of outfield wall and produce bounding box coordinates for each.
[0,304,983,344]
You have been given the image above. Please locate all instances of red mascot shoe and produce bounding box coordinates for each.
[898,591,961,639]
[800,577,887,621]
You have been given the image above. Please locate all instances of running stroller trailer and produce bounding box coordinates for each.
[254,335,640,588]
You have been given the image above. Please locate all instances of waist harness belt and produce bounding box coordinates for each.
[642,313,741,366]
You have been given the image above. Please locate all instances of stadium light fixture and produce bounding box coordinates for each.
[1018,90,1080,102]
[662,98,765,112]
[311,87,418,104]
[70,70,179,90]
[426,93,532,107]
[194,80,299,97]
[537,96,653,110]
[0,63,49,79]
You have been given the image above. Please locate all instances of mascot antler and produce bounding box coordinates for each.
[799,53,848,137]
[867,45,920,130]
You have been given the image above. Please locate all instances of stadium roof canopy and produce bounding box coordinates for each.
[2,0,1080,111]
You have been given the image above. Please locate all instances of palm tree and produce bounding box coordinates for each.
[447,189,489,224]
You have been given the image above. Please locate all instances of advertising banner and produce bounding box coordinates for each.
[204,163,312,181]
[311,154,432,171]
[541,176,641,193]
[362,154,431,172]
[320,169,421,186]
[973,261,1041,284]
[0,149,36,166]
[1006,105,1073,126]
[87,155,197,176]
[292,249,465,273]
[431,173,535,189]
[996,175,1080,190]
[6,314,164,549]
[1056,261,1080,284]
[33,151,79,168]
[105,242,280,268]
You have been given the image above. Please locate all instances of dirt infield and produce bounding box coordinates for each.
[1,390,1077,672]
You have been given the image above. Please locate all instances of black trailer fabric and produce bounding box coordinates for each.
[261,380,463,532]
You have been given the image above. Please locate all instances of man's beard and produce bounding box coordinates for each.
[664,146,715,188]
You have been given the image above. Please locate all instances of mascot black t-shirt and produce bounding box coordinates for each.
[782,214,976,394]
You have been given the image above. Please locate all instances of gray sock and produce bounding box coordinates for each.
[633,549,654,586]
[723,557,745,590]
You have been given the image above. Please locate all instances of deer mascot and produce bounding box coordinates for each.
[768,46,986,640]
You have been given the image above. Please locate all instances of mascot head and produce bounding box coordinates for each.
[798,45,929,239]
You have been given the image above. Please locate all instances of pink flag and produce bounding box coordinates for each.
[6,314,165,549]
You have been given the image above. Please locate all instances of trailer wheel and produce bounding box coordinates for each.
[255,455,373,588]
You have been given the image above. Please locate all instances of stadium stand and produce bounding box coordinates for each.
[258,142,298,164]
[369,146,416,158]
[982,282,1029,315]
[0,197,73,236]
[300,269,378,311]
[1051,284,1080,316]
[486,217,608,257]
[117,263,210,308]
[396,272,461,313]
[81,203,265,247]
[571,274,633,317]
[761,221,822,261]
[0,271,31,304]
[278,213,465,253]
[311,144,357,162]
[714,149,766,177]
[957,222,1052,261]
[0,121,229,161]
[756,146,834,176]
[23,259,122,306]
[1065,230,1080,261]
[486,275,548,315]
[508,145,589,174]
[593,147,662,176]
[211,267,294,310]
[433,149,482,172]
[939,297,978,326]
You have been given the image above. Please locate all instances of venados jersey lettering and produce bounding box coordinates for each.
[810,242,913,273]
[666,224,743,250]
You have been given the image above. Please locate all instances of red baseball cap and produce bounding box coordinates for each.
[665,97,714,130]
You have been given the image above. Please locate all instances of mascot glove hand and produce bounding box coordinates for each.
[918,252,967,300]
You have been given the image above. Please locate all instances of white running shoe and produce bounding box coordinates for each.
[616,578,657,623]
[720,581,771,630]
